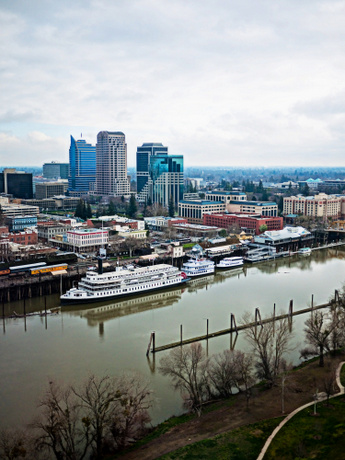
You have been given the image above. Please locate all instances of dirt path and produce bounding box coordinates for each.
[121,355,345,460]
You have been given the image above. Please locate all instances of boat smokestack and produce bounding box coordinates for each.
[98,258,103,274]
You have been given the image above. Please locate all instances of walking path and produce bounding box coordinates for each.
[257,361,345,460]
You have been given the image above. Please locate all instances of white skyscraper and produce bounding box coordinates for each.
[95,131,130,197]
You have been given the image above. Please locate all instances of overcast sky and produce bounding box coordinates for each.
[1,0,345,168]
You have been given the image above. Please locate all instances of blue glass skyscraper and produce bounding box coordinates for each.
[68,136,96,196]
[136,142,183,208]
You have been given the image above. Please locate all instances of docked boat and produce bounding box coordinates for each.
[60,263,189,305]
[216,256,243,270]
[244,245,277,263]
[182,244,215,277]
[299,247,312,255]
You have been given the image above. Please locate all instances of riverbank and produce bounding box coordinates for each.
[117,353,345,460]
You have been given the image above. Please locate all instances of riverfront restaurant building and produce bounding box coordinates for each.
[203,213,283,235]
[253,226,314,252]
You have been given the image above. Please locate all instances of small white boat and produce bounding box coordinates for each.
[216,256,243,270]
[299,247,312,255]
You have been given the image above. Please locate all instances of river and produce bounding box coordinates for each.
[1,247,345,429]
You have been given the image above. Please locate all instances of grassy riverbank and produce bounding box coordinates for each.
[116,353,345,460]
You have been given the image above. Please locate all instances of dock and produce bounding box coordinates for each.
[148,291,340,354]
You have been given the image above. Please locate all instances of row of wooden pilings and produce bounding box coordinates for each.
[146,291,340,356]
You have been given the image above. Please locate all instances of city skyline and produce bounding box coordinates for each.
[1,1,345,167]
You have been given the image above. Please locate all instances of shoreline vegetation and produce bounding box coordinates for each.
[116,353,345,460]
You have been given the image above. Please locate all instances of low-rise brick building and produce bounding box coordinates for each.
[203,213,283,235]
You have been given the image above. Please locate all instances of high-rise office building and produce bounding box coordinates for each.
[0,169,33,199]
[43,162,69,179]
[136,143,184,208]
[95,131,130,197]
[137,143,168,195]
[68,136,96,196]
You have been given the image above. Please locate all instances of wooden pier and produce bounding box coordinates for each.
[148,291,339,355]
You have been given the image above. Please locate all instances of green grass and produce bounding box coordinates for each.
[157,418,283,460]
[265,395,345,459]
[182,243,195,249]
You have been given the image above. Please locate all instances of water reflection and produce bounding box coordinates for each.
[63,287,184,328]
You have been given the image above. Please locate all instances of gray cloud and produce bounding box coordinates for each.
[1,0,345,166]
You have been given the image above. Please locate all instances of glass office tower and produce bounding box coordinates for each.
[136,143,168,194]
[136,142,183,208]
[68,136,96,196]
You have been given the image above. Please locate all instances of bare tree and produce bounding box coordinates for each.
[233,351,255,408]
[0,428,33,460]
[72,375,119,459]
[242,313,291,387]
[32,381,91,460]
[207,349,238,398]
[322,363,337,405]
[109,374,153,449]
[207,349,254,403]
[159,343,209,416]
[122,237,142,258]
[304,310,337,367]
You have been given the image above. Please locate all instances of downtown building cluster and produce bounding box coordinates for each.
[67,133,184,209]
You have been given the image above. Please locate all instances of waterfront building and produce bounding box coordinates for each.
[283,193,345,219]
[5,215,37,232]
[178,200,225,224]
[254,226,313,251]
[136,143,184,208]
[203,213,283,235]
[43,162,69,179]
[68,136,96,196]
[35,181,68,199]
[95,131,130,198]
[0,169,33,199]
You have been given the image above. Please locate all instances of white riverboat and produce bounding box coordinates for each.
[216,256,243,270]
[182,244,215,278]
[60,264,189,305]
